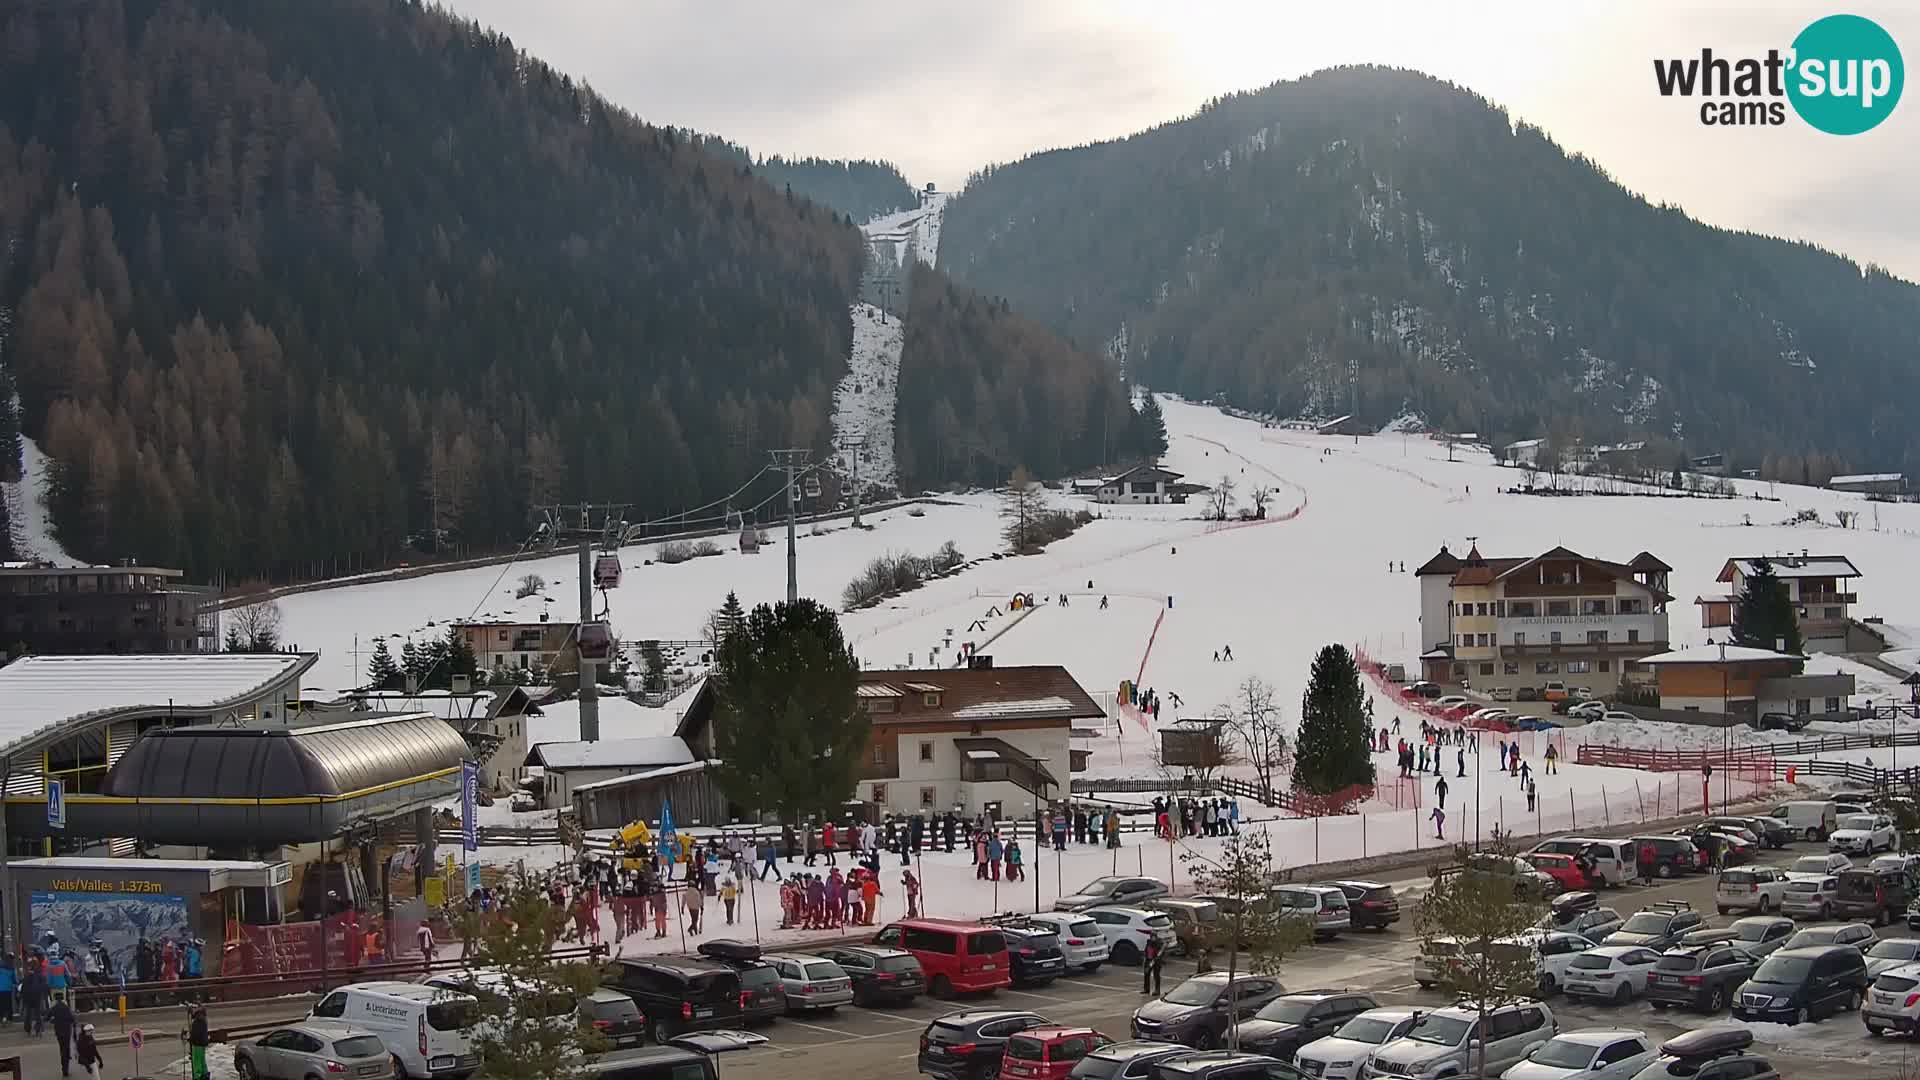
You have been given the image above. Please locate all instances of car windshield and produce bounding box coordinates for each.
[1069,1056,1126,1080]
[1076,878,1121,896]
[1144,916,1173,930]
[1407,1014,1472,1045]
[877,955,921,973]
[1070,920,1101,938]
[1164,980,1222,1006]
[1254,1000,1315,1024]
[1793,857,1835,874]
[1655,953,1701,972]
[589,997,636,1020]
[1335,1017,1401,1044]
[1527,1040,1598,1070]
[1785,879,1825,893]
[334,1036,388,1059]
[1734,923,1776,941]
[739,967,779,990]
[803,962,845,981]
[1754,955,1814,983]
[1870,941,1920,960]
[1840,815,1878,829]
[1877,974,1920,992]
[1720,871,1759,885]
[1569,954,1614,970]
[1005,1037,1046,1061]
[427,1000,476,1031]
[1619,914,1669,934]
[1791,928,1841,945]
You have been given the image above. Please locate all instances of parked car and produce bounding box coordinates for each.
[1780,876,1843,921]
[1463,853,1561,898]
[1629,1028,1776,1080]
[1405,682,1444,700]
[579,1033,769,1080]
[1714,867,1789,915]
[916,1009,1048,1080]
[1542,682,1570,702]
[1732,945,1869,1025]
[762,952,854,1013]
[1626,837,1699,879]
[1020,912,1111,971]
[1063,1041,1204,1080]
[1784,922,1876,952]
[1719,916,1797,959]
[873,918,1014,999]
[1516,687,1541,702]
[1772,801,1840,843]
[1080,906,1178,966]
[1864,963,1920,1036]
[1532,839,1635,888]
[1758,711,1812,732]
[1865,939,1920,979]
[1601,903,1701,950]
[1526,853,1600,892]
[1787,852,1853,878]
[1567,703,1607,723]
[1130,972,1288,1049]
[1293,1008,1421,1080]
[1365,1001,1557,1079]
[1546,905,1623,945]
[604,957,745,1045]
[1273,884,1353,938]
[983,916,1069,985]
[1433,695,1471,710]
[1504,1029,1656,1080]
[1158,1052,1309,1080]
[579,988,647,1050]
[1596,711,1639,724]
[1491,687,1516,703]
[1708,815,1791,850]
[1146,899,1222,956]
[694,939,786,1025]
[1561,946,1662,1005]
[1228,991,1378,1062]
[814,945,925,1006]
[1054,876,1169,912]
[1466,707,1512,724]
[1645,943,1759,1013]
[1328,880,1401,930]
[1835,866,1913,927]
[1418,931,1593,997]
[1832,813,1901,856]
[998,1025,1116,1080]
[235,1022,395,1080]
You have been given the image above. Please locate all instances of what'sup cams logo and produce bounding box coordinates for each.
[1654,13,1904,133]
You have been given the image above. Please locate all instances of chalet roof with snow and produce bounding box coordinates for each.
[1829,473,1904,486]
[1102,464,1184,485]
[1716,555,1861,582]
[524,736,695,771]
[1637,645,1806,665]
[1447,545,1673,601]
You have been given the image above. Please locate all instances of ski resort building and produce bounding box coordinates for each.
[1095,464,1185,505]
[1416,544,1672,697]
[454,619,579,673]
[1828,473,1906,496]
[0,563,216,659]
[1697,553,1867,653]
[1637,645,1855,722]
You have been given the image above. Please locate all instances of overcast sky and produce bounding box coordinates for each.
[442,0,1919,280]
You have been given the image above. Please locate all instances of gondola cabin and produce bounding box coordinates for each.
[739,525,760,553]
[578,620,615,662]
[803,474,822,499]
[593,552,623,589]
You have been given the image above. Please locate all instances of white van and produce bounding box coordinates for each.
[309,981,480,1079]
[1771,800,1840,842]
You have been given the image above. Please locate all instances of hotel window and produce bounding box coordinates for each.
[1513,632,1527,646]
[1536,660,1560,674]
[920,786,937,807]
[1460,634,1471,647]
[498,629,509,642]
[1586,630,1608,644]
[1510,601,1537,617]
[1547,600,1573,616]
[1582,599,1611,616]
[1549,631,1562,644]
[1598,660,1612,672]
[1476,634,1490,647]
[1566,660,1592,674]
[871,783,887,804]
[871,744,886,765]
[1477,603,1489,616]
[1824,607,1842,619]
[1618,598,1645,615]
[923,693,943,708]
[1503,662,1520,675]
[1825,697,1842,713]
[919,741,934,762]
[1495,601,1506,617]
[1627,629,1640,644]
[1480,663,1494,676]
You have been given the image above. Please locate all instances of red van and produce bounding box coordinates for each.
[997,1026,1115,1080]
[874,918,1012,998]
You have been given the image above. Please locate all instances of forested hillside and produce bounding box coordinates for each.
[0,0,865,578]
[895,264,1158,491]
[683,135,918,223]
[940,66,1920,475]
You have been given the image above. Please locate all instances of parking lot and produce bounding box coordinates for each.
[713,845,1920,1080]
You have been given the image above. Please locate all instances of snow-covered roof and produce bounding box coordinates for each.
[526,736,694,770]
[1503,439,1546,450]
[1637,645,1806,665]
[1830,473,1903,485]
[0,653,316,760]
[570,760,713,793]
[1722,556,1861,581]
[951,696,1077,720]
[8,856,280,872]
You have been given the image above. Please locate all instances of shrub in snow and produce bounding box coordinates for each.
[841,542,966,610]
[514,573,546,599]
[657,539,723,564]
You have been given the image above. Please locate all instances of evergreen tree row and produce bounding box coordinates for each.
[0,0,866,578]
[938,66,1920,477]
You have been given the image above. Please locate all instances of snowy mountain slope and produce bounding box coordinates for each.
[2,433,80,566]
[827,193,949,497]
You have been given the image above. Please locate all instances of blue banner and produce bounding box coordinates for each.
[658,798,676,860]
[461,761,479,852]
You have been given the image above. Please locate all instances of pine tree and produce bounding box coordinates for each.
[1730,557,1804,658]
[366,638,401,690]
[639,640,668,693]
[1294,644,1375,795]
[713,591,746,644]
[442,625,479,688]
[400,638,426,688]
[1132,394,1169,457]
[709,599,868,822]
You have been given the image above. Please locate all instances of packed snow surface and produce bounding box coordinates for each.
[3,435,80,565]
[831,302,904,494]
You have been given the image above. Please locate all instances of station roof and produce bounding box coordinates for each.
[0,653,316,761]
[102,712,468,800]
[525,736,695,771]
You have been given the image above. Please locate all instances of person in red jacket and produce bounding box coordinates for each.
[821,820,838,867]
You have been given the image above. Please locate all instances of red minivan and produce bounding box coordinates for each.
[874,918,1012,998]
[997,1026,1115,1080]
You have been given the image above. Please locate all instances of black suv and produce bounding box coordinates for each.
[1229,992,1377,1061]
[694,939,785,1024]
[1604,902,1703,949]
[1646,943,1759,1012]
[1152,1050,1302,1080]
[605,956,744,1044]
[1069,1042,1206,1080]
[1632,1028,1777,1080]
[917,1009,1048,1080]
[1733,944,1870,1025]
[816,945,925,1006]
[984,916,1068,986]
[1131,973,1287,1049]
[1329,881,1400,930]
[1630,836,1701,877]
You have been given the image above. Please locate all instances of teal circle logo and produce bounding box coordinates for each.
[1787,14,1904,134]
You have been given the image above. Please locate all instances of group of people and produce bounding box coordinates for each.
[1047,805,1126,849]
[1151,795,1239,839]
[777,866,916,929]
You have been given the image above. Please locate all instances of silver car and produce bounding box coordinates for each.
[236,1021,394,1080]
[1780,876,1841,921]
[764,952,855,1012]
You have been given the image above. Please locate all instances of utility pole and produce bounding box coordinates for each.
[841,436,868,528]
[770,449,811,604]
[578,542,599,741]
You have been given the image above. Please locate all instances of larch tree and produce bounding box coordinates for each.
[1001,465,1048,553]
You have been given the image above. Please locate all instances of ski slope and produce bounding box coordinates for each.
[2,433,80,566]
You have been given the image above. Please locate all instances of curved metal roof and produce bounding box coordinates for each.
[103,713,469,799]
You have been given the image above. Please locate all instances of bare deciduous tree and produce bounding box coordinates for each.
[1154,718,1241,791]
[1248,485,1274,518]
[223,597,283,652]
[1222,676,1289,801]
[1208,474,1237,520]
[514,572,546,599]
